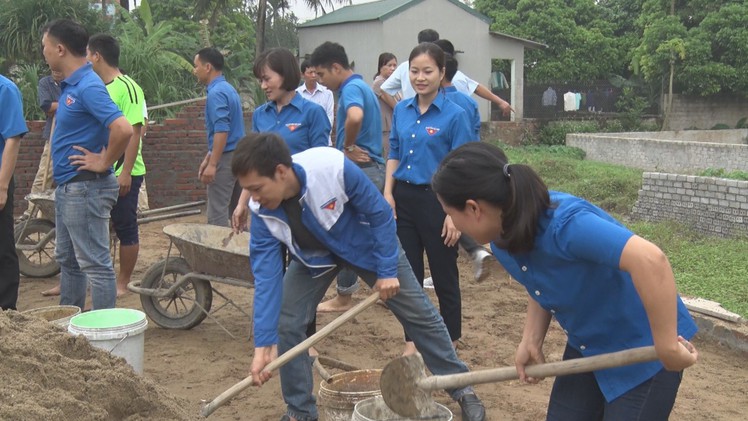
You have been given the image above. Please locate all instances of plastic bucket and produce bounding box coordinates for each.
[352,396,453,421]
[68,308,148,374]
[22,305,81,328]
[318,369,382,421]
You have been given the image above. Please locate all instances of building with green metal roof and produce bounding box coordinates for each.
[298,0,545,121]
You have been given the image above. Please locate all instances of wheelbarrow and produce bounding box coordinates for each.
[13,189,205,278]
[127,223,254,338]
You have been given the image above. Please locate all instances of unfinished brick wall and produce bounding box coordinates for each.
[12,101,254,216]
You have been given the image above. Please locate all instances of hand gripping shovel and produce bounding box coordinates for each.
[380,346,658,418]
[201,292,381,417]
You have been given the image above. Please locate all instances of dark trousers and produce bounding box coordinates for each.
[546,344,683,421]
[458,234,483,255]
[0,177,19,310]
[394,181,461,341]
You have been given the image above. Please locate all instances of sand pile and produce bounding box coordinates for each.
[0,311,199,421]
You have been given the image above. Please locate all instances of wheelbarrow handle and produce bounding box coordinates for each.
[200,292,381,417]
[419,346,658,391]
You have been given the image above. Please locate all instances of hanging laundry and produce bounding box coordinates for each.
[541,87,557,107]
[564,91,577,111]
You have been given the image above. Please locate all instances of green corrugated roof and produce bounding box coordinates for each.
[298,0,491,28]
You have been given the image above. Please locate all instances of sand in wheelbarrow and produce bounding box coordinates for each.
[0,311,199,421]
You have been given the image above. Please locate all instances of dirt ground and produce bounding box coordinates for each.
[15,214,748,420]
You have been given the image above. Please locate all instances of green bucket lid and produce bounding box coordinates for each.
[70,308,145,329]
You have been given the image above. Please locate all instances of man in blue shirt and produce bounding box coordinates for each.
[0,74,28,311]
[232,132,486,421]
[310,41,385,313]
[41,19,132,310]
[193,47,246,227]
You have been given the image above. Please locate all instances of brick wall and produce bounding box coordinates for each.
[633,173,748,238]
[567,133,748,173]
[666,94,748,130]
[12,101,254,216]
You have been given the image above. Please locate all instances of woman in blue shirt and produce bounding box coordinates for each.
[234,48,332,227]
[384,42,473,355]
[431,141,699,420]
[233,48,332,349]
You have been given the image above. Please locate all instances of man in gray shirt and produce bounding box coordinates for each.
[18,70,62,223]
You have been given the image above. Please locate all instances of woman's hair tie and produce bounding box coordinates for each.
[503,163,511,179]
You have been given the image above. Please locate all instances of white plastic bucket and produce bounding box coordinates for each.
[68,308,148,374]
[352,396,453,421]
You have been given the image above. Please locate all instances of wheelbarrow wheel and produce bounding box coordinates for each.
[14,218,60,278]
[140,257,213,329]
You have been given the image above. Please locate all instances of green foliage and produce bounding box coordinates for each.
[615,86,650,130]
[0,0,106,71]
[113,0,200,119]
[535,120,601,146]
[8,63,45,120]
[630,220,748,317]
[697,168,748,181]
[496,143,642,216]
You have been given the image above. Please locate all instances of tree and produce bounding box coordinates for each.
[0,0,106,71]
[473,0,626,84]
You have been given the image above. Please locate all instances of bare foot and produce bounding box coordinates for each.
[402,341,418,356]
[317,294,354,313]
[116,287,130,298]
[309,346,319,358]
[41,285,61,297]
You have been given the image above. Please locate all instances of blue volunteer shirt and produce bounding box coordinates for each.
[0,75,29,165]
[51,63,123,185]
[336,74,383,163]
[491,191,698,402]
[389,93,472,185]
[444,86,480,141]
[205,75,245,153]
[252,92,331,154]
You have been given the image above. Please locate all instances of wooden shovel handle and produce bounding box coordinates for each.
[419,346,658,391]
[200,292,381,417]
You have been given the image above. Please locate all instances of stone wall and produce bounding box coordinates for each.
[567,133,748,173]
[632,173,748,238]
[665,94,748,131]
[610,129,748,145]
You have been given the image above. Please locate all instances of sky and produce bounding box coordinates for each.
[288,0,377,23]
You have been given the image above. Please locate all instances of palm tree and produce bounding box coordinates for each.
[255,0,350,55]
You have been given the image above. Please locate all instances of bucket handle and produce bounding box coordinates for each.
[108,332,130,354]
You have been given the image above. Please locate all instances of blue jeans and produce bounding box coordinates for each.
[334,161,385,295]
[546,344,683,421]
[56,175,119,310]
[278,243,474,421]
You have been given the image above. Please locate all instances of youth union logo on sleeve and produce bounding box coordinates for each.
[425,126,440,135]
[286,123,302,132]
[65,94,76,106]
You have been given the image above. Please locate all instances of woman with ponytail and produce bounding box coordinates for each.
[432,142,699,421]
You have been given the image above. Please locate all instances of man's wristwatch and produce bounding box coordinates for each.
[345,145,356,152]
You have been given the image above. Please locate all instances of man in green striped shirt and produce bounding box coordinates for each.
[87,34,146,298]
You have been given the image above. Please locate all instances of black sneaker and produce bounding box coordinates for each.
[457,393,486,421]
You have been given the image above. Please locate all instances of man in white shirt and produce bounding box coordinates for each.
[296,59,334,145]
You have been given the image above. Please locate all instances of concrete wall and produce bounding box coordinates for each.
[567,133,748,173]
[633,173,748,238]
[298,0,528,121]
[665,94,748,131]
[610,129,748,144]
[13,102,253,217]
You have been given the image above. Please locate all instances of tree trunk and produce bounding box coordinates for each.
[256,0,267,56]
[120,0,129,11]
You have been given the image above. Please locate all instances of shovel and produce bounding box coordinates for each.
[201,291,381,417]
[380,346,658,418]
